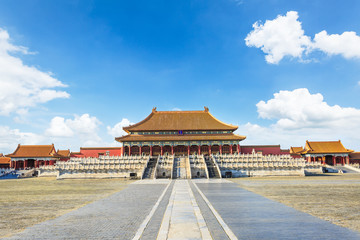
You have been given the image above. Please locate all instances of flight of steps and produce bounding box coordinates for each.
[205,156,221,178]
[172,157,188,179]
[333,165,360,174]
[142,157,158,179]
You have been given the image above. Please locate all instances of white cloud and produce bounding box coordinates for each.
[0,114,128,154]
[107,118,132,137]
[0,126,44,154]
[65,114,101,135]
[0,28,69,116]
[238,88,360,150]
[313,30,360,59]
[245,11,360,63]
[45,114,103,148]
[45,117,74,137]
[245,11,311,64]
[256,88,360,130]
[46,114,101,137]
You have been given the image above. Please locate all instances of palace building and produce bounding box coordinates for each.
[116,107,246,156]
[291,140,354,165]
[9,144,61,169]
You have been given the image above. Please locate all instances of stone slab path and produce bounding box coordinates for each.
[4,179,360,240]
[196,181,360,240]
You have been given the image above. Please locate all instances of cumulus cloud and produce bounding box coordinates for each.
[245,11,311,64]
[313,31,360,59]
[238,88,360,150]
[0,126,44,153]
[256,88,360,130]
[0,28,69,116]
[45,117,74,137]
[45,114,103,147]
[245,11,360,63]
[107,118,132,137]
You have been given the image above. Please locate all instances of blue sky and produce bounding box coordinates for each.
[1,0,360,153]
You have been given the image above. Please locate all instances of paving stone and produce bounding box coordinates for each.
[6,183,167,240]
[6,179,360,240]
[140,181,174,240]
[189,181,230,240]
[196,181,360,240]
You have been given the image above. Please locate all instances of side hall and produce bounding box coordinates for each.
[291,140,353,166]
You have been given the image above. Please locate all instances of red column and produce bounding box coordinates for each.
[121,146,124,156]
[346,156,349,164]
[187,145,190,155]
[332,156,336,166]
[237,144,240,153]
[150,146,153,156]
[139,146,142,156]
[198,145,201,155]
[219,145,222,154]
[24,160,27,169]
[129,146,131,156]
[171,146,174,155]
[208,145,211,155]
[230,145,233,154]
[161,146,164,156]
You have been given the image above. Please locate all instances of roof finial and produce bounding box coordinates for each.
[204,106,209,112]
[152,107,157,113]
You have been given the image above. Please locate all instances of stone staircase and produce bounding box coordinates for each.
[333,165,360,174]
[205,156,221,178]
[172,157,188,179]
[142,157,158,179]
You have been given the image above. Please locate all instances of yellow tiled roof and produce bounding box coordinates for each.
[8,144,61,158]
[0,157,11,164]
[302,140,353,154]
[290,147,303,154]
[57,150,70,157]
[123,107,238,132]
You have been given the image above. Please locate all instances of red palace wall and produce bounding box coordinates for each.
[240,145,290,155]
[349,153,360,164]
[71,148,123,158]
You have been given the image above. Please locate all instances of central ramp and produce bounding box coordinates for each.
[172,157,189,179]
[158,180,212,240]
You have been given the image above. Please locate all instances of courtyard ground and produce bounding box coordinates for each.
[0,177,132,238]
[231,173,360,233]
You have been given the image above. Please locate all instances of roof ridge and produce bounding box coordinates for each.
[18,144,54,147]
[157,110,205,113]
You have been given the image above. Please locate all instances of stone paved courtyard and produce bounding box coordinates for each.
[5,179,360,240]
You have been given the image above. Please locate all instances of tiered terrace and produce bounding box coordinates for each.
[37,151,324,179]
[155,155,174,179]
[212,151,322,177]
[189,154,208,178]
[46,155,150,179]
